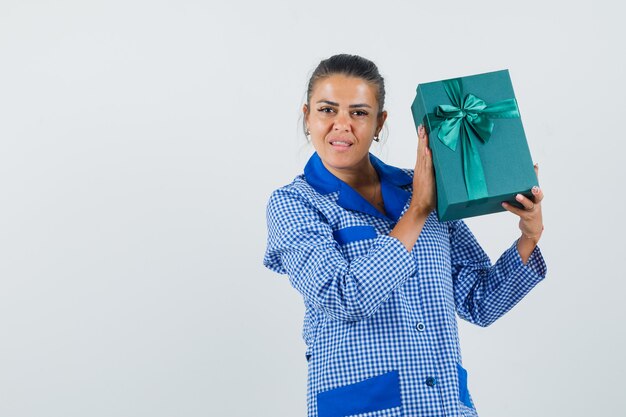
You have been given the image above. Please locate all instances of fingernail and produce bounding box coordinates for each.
[516,194,523,201]
[532,186,539,194]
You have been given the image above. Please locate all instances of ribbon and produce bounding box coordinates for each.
[427,78,520,200]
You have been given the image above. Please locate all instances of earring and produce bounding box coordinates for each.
[373,135,380,142]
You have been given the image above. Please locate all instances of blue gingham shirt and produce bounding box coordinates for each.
[263,152,547,417]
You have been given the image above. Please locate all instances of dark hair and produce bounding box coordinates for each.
[306,54,386,115]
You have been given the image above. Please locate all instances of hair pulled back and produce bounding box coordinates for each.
[306,54,386,115]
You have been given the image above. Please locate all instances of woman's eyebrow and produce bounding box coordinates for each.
[315,100,371,108]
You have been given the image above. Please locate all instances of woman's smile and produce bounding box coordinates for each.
[329,138,354,150]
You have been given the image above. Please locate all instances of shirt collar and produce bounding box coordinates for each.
[304,152,412,222]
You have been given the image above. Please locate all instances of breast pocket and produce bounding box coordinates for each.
[333,225,378,262]
[316,370,402,417]
[333,225,378,245]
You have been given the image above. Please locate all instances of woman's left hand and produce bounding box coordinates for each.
[501,163,544,242]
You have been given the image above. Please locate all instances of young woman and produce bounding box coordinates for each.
[263,54,546,417]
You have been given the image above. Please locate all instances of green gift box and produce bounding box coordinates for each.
[410,69,538,222]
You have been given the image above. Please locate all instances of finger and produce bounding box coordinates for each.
[424,133,432,161]
[534,163,539,178]
[514,193,535,210]
[531,185,544,203]
[417,125,426,157]
[418,124,426,143]
[418,125,431,156]
[501,201,527,217]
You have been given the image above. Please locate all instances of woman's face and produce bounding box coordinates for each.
[304,74,386,176]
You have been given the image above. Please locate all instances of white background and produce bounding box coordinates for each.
[1,1,624,416]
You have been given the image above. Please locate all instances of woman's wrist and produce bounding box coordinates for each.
[521,225,544,243]
[407,202,432,221]
[516,226,543,264]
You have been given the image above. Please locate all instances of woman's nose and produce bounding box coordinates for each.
[333,110,351,131]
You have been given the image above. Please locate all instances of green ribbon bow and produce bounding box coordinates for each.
[428,78,520,200]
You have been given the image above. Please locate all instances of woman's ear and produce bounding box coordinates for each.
[377,110,388,134]
[303,104,311,135]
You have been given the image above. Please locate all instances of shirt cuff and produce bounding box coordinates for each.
[510,239,548,280]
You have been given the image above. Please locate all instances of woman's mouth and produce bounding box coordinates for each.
[329,140,353,150]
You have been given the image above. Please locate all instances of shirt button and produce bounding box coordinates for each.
[416,322,426,332]
[425,376,437,387]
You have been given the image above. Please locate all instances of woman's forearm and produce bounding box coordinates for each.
[389,205,430,252]
[517,234,541,264]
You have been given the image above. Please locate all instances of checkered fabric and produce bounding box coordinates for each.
[263,152,547,417]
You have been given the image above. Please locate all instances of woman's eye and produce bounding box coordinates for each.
[352,110,368,116]
[318,107,335,113]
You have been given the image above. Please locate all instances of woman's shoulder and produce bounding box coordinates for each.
[266,175,324,215]
[265,175,333,231]
[268,174,318,201]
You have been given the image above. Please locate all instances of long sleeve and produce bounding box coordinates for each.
[449,219,547,327]
[263,188,416,322]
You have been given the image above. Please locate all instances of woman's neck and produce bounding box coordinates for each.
[322,159,379,190]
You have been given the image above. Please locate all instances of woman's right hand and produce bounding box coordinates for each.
[389,124,436,250]
[410,125,436,216]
